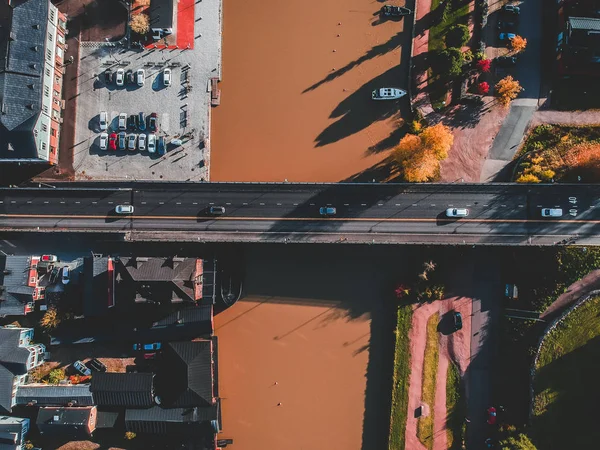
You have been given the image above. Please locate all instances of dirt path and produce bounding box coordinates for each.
[540,269,600,320]
[405,296,472,450]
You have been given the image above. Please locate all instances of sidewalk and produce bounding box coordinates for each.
[411,0,435,118]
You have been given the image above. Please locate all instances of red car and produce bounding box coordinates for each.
[143,353,156,360]
[41,255,58,262]
[487,407,497,425]
[109,133,117,151]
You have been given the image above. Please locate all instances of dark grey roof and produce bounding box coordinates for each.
[569,16,600,30]
[95,410,120,429]
[125,406,217,435]
[0,366,14,414]
[83,256,110,317]
[15,384,93,407]
[0,416,28,448]
[90,373,154,407]
[0,329,30,374]
[149,0,174,29]
[0,256,33,315]
[153,305,212,327]
[200,259,216,305]
[0,0,49,161]
[157,341,213,408]
[36,406,95,438]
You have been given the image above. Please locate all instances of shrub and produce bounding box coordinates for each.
[463,49,474,62]
[477,81,490,95]
[476,58,491,73]
[436,48,465,78]
[445,24,470,48]
[539,169,556,182]
[125,431,137,440]
[40,307,60,331]
[510,35,527,53]
[130,14,150,35]
[495,75,523,106]
[516,173,541,183]
[47,368,65,385]
[410,120,423,134]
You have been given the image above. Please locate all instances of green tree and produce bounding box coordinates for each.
[445,24,470,48]
[437,48,465,77]
[499,433,537,450]
[47,369,65,385]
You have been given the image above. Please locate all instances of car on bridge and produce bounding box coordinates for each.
[541,208,562,217]
[209,206,226,215]
[115,204,134,214]
[446,208,469,217]
[319,206,337,216]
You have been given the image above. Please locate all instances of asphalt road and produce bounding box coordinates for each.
[1,182,600,244]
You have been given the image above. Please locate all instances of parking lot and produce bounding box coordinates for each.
[71,0,222,181]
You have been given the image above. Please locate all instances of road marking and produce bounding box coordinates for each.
[193,202,198,205]
[141,202,147,205]
[76,201,80,204]
[378,203,383,206]
[44,201,49,204]
[243,203,248,206]
[518,204,524,208]
[92,202,97,204]
[412,204,418,206]
[501,204,507,207]
[361,203,367,206]
[176,202,181,205]
[483,204,488,207]
[159,202,164,205]
[310,203,315,206]
[60,201,65,204]
[2,240,16,248]
[10,201,15,204]
[27,201,32,204]
[0,201,3,204]
[226,202,232,205]
[108,202,113,204]
[293,203,298,206]
[344,203,349,206]
[431,204,436,207]
[395,204,401,206]
[277,203,282,206]
[260,203,265,206]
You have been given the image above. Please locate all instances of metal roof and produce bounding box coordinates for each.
[15,384,93,407]
[569,16,600,30]
[90,373,154,407]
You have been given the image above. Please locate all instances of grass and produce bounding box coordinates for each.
[416,313,439,450]
[427,0,470,107]
[388,305,414,450]
[446,362,466,450]
[531,296,600,449]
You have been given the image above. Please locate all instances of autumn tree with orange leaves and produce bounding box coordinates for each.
[509,35,527,53]
[394,124,454,182]
[495,76,523,106]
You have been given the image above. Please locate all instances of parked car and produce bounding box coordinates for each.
[109,132,118,151]
[453,311,462,331]
[118,132,126,150]
[104,69,113,84]
[99,111,108,131]
[319,206,337,216]
[127,134,137,151]
[116,68,125,87]
[501,4,520,15]
[49,267,59,284]
[73,360,91,376]
[496,55,517,66]
[163,68,172,87]
[61,266,70,284]
[158,136,165,156]
[487,406,497,425]
[446,208,469,217]
[541,208,562,217]
[127,114,137,130]
[118,113,127,131]
[498,32,517,42]
[381,5,412,16]
[126,69,134,84]
[136,68,145,86]
[99,132,108,150]
[137,112,146,131]
[143,353,157,360]
[497,20,517,31]
[41,255,58,262]
[148,113,158,132]
[148,133,156,154]
[170,138,183,147]
[88,358,107,373]
[115,204,134,214]
[133,343,162,351]
[209,206,226,215]
[138,133,147,151]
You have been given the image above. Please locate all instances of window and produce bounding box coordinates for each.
[42,123,47,132]
[44,85,50,97]
[45,67,50,77]
[50,145,56,154]
[41,142,47,151]
[58,34,65,44]
[56,47,63,59]
[47,32,53,42]
[43,104,49,114]
[46,49,52,60]
[55,75,60,84]
[49,8,56,22]
[53,89,59,97]
[51,128,57,137]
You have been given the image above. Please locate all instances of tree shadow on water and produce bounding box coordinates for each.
[315,67,410,148]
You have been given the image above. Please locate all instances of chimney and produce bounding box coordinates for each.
[31,45,38,52]
[9,31,15,41]
[28,83,35,90]
[33,24,40,30]
[26,104,34,110]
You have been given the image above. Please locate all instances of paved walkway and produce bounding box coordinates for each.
[411,0,434,117]
[541,269,600,320]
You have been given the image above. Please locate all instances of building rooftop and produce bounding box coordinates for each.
[0,256,33,316]
[90,373,154,407]
[124,405,218,435]
[15,384,93,407]
[148,0,175,30]
[569,16,600,30]
[36,406,96,439]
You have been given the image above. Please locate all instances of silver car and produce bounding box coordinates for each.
[163,68,172,87]
[127,134,137,151]
[138,133,147,151]
[446,208,469,217]
[116,68,125,86]
[136,69,145,86]
[118,113,127,131]
[115,204,134,214]
[147,133,156,154]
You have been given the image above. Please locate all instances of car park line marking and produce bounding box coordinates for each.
[141,202,147,205]
[60,201,65,204]
[277,203,282,206]
[159,202,164,205]
[27,201,32,204]
[361,203,367,206]
[76,202,80,204]
[260,203,265,206]
[3,213,599,226]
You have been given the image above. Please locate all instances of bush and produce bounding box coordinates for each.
[445,24,470,48]
[516,173,541,183]
[125,431,137,440]
[410,120,423,134]
[40,307,60,331]
[435,48,465,78]
[477,81,490,95]
[47,368,65,385]
[477,59,491,73]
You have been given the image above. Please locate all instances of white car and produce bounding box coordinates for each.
[127,134,137,151]
[115,204,134,214]
[136,69,145,86]
[99,111,108,131]
[99,132,108,150]
[116,68,125,86]
[62,266,70,285]
[446,208,469,217]
[163,68,172,87]
[541,208,562,217]
[118,113,127,131]
[147,133,156,153]
[138,133,147,151]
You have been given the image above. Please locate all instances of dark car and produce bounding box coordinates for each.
[104,69,113,84]
[137,112,146,131]
[127,114,136,130]
[126,69,134,84]
[497,20,517,31]
[209,206,226,215]
[496,55,517,66]
[501,4,520,15]
[158,136,166,156]
[88,358,107,372]
[453,311,463,331]
[381,5,412,16]
[487,406,497,425]
[118,132,126,150]
[147,113,158,132]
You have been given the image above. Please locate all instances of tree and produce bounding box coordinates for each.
[125,431,137,440]
[445,24,470,48]
[420,123,454,159]
[436,48,465,77]
[476,58,491,73]
[130,14,150,35]
[46,369,65,385]
[516,173,541,183]
[495,75,523,106]
[509,35,527,53]
[499,433,537,450]
[403,149,440,182]
[477,81,490,95]
[40,307,61,331]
